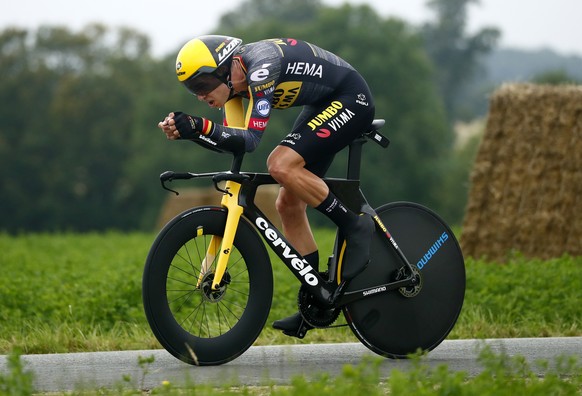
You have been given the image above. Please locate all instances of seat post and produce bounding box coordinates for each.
[347,136,367,180]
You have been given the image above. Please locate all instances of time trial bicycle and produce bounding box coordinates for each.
[142,119,465,366]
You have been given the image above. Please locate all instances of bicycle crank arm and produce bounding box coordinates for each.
[335,276,418,306]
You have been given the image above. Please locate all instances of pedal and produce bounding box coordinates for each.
[282,323,309,339]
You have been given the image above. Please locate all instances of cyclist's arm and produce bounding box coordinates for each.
[196,46,279,152]
[197,90,271,152]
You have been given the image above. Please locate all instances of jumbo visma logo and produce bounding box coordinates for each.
[416,232,449,270]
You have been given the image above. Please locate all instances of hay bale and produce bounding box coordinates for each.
[461,83,582,261]
[157,184,282,230]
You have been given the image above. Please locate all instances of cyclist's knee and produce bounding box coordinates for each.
[267,147,304,185]
[267,157,289,184]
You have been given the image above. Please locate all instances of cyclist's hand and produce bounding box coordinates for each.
[173,112,204,140]
[158,112,181,140]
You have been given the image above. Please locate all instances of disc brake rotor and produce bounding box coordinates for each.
[395,266,423,298]
[200,271,231,302]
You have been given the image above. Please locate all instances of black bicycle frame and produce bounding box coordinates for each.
[160,126,418,308]
[235,173,419,308]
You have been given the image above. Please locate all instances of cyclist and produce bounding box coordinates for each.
[158,35,375,338]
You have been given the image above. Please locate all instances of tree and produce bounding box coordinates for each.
[0,0,477,232]
[531,69,581,85]
[422,0,500,122]
[0,25,158,231]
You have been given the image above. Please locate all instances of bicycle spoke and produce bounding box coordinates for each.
[180,298,204,329]
[167,270,198,286]
[225,287,250,299]
[167,287,198,306]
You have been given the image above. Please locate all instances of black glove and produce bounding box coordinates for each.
[173,111,203,139]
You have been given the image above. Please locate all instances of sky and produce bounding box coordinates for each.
[2,0,581,58]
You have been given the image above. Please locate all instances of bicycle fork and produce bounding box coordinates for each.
[196,180,243,290]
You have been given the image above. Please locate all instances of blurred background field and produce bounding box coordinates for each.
[0,231,580,355]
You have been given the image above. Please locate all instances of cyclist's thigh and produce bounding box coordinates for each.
[280,89,375,172]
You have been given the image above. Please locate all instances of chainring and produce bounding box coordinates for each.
[297,284,341,328]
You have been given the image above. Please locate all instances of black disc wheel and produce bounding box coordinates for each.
[143,207,273,366]
[339,202,465,358]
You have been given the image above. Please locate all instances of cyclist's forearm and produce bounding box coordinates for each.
[206,124,262,152]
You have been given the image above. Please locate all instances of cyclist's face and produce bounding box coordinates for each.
[196,83,230,108]
[183,73,229,108]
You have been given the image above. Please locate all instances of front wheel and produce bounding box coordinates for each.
[340,202,465,358]
[142,207,273,366]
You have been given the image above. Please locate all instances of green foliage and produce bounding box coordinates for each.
[436,126,483,223]
[530,69,581,85]
[452,254,582,338]
[0,232,580,355]
[0,0,479,232]
[0,232,155,354]
[0,350,34,396]
[422,0,500,122]
[0,25,161,231]
[386,346,582,396]
[0,231,581,394]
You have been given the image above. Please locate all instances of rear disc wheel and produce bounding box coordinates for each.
[341,202,465,358]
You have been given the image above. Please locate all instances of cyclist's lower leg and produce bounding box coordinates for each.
[272,187,319,338]
[314,191,374,280]
[268,147,373,281]
[272,251,319,338]
[275,187,318,254]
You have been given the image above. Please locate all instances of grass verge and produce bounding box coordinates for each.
[0,231,580,354]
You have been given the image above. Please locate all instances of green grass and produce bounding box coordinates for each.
[0,231,580,355]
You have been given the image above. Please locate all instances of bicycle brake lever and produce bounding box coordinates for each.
[161,180,179,196]
[160,171,179,195]
[213,180,233,196]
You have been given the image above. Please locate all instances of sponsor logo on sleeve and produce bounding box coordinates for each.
[253,80,276,93]
[249,118,269,131]
[255,99,271,117]
[250,63,272,82]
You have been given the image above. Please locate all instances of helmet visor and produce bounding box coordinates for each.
[183,73,223,96]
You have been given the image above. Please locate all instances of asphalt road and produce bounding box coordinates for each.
[1,337,581,392]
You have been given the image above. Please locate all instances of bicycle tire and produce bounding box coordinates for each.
[143,206,273,366]
[340,202,465,358]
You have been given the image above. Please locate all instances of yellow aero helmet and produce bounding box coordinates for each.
[175,35,243,83]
